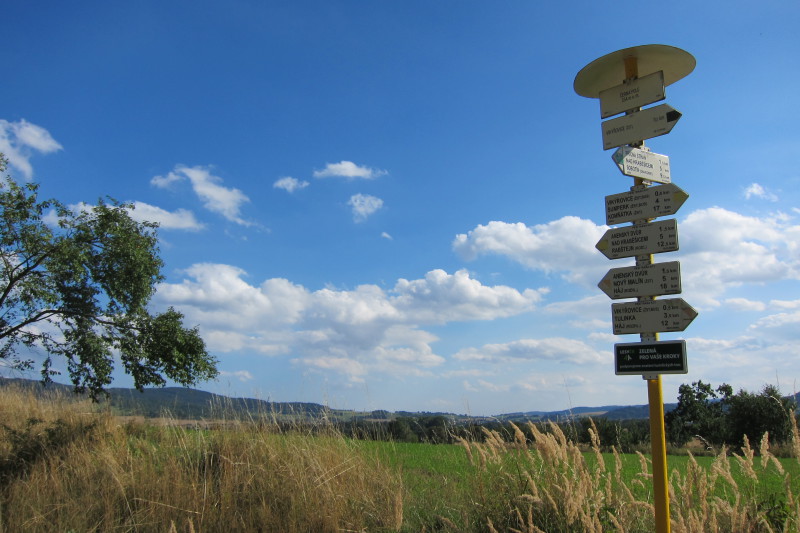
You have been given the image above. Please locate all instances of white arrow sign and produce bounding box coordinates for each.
[612,298,697,335]
[605,184,688,225]
[612,146,671,184]
[599,261,682,300]
[599,71,665,119]
[596,219,679,259]
[601,104,682,150]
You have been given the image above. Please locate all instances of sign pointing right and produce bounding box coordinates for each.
[601,104,682,150]
[605,183,688,225]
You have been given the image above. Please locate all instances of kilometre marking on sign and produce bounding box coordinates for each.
[595,219,678,259]
[612,298,697,335]
[599,71,665,119]
[599,261,681,300]
[601,104,682,150]
[615,340,687,375]
[612,146,671,183]
[605,184,688,225]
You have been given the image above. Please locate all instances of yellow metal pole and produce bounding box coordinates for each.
[648,375,671,533]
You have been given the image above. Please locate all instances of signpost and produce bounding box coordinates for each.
[575,44,697,533]
[611,298,698,335]
[612,146,671,183]
[615,340,687,375]
[598,261,681,300]
[595,219,678,259]
[599,70,665,119]
[601,103,682,150]
[605,183,688,225]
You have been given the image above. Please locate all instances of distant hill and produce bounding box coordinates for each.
[2,377,794,422]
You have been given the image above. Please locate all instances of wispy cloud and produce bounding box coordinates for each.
[348,193,383,222]
[313,160,387,180]
[0,119,62,179]
[129,201,205,231]
[273,176,309,193]
[151,165,252,226]
[744,183,778,201]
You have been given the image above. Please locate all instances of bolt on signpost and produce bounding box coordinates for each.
[574,45,696,533]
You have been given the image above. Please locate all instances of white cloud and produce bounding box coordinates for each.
[154,265,543,382]
[452,216,608,287]
[0,119,62,179]
[723,298,766,312]
[273,176,309,193]
[381,232,393,240]
[453,338,604,365]
[129,202,205,231]
[313,160,387,180]
[348,193,383,222]
[151,165,251,225]
[744,183,778,202]
[218,370,254,382]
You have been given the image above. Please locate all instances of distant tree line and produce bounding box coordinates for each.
[664,381,797,449]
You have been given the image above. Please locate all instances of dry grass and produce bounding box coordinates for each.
[1,385,798,532]
[0,385,403,532]
[456,419,800,532]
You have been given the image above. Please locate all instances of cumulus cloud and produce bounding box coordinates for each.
[0,119,62,179]
[744,183,778,201]
[129,202,205,231]
[219,370,254,382]
[348,193,383,222]
[313,160,387,180]
[151,165,251,225]
[452,216,608,287]
[154,265,545,382]
[273,176,309,193]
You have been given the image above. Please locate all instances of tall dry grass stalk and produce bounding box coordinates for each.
[459,418,800,532]
[0,385,403,532]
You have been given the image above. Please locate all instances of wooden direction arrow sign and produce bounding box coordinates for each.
[599,71,665,119]
[601,104,682,150]
[599,261,681,300]
[605,184,688,225]
[615,340,688,375]
[612,297,697,335]
[596,219,678,259]
[612,146,671,183]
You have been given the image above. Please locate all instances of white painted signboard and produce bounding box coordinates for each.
[599,71,665,119]
[605,184,688,225]
[595,219,679,259]
[601,104,682,150]
[598,261,682,300]
[612,146,671,184]
[612,298,697,335]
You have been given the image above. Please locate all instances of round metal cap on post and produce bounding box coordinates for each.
[573,44,696,98]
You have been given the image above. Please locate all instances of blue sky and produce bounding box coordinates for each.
[2,1,799,415]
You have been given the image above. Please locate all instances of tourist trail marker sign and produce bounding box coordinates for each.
[612,298,697,335]
[598,261,681,300]
[615,340,687,375]
[595,219,678,259]
[605,183,688,225]
[612,146,671,184]
[599,70,665,119]
[601,104,682,150]
[575,44,697,533]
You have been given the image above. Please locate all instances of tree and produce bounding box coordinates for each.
[0,156,218,398]
[726,384,797,446]
[664,380,732,447]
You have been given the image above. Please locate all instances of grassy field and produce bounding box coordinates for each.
[1,386,799,532]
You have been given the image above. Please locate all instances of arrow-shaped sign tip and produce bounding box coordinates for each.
[666,109,682,123]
